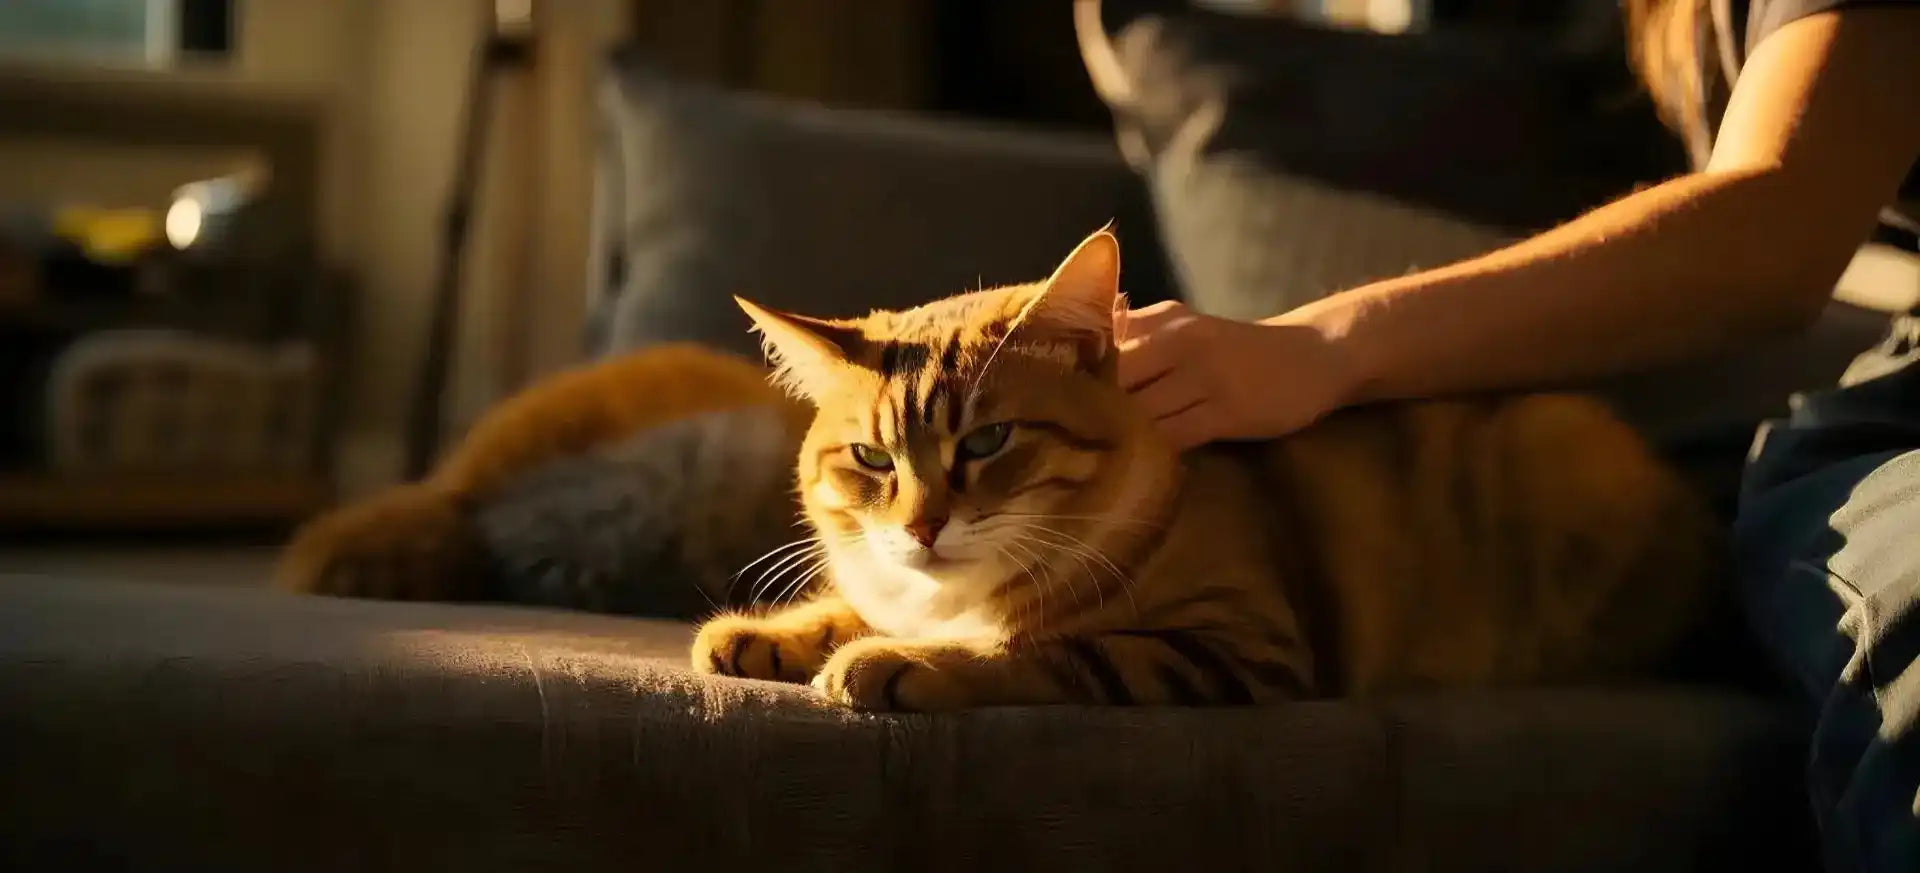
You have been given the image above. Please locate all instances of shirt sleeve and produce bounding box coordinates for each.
[1745,0,1920,59]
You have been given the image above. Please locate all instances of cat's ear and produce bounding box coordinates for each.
[1011,226,1122,372]
[734,296,865,400]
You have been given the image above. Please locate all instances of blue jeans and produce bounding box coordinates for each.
[1735,314,1920,872]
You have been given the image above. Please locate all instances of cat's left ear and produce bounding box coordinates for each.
[734,296,866,401]
[1013,226,1121,373]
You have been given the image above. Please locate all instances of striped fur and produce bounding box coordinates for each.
[694,229,1723,711]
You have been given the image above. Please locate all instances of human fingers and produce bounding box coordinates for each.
[1153,399,1220,450]
[1128,365,1209,422]
[1115,330,1181,392]
[1117,300,1188,335]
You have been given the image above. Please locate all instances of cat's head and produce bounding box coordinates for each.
[735,229,1179,621]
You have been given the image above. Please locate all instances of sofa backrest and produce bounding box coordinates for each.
[585,52,1175,361]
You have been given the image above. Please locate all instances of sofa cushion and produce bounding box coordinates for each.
[586,53,1176,361]
[2,576,1812,872]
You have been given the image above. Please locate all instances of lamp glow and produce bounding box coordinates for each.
[165,196,203,250]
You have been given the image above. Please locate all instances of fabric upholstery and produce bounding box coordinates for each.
[1,576,1813,872]
[584,51,1177,361]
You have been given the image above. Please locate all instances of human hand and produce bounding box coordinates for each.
[1113,301,1357,449]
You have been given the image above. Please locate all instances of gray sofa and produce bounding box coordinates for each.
[3,37,1903,871]
[1,577,1813,872]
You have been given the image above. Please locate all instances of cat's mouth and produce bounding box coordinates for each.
[900,547,966,572]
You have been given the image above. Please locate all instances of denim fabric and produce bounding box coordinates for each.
[1736,314,1920,872]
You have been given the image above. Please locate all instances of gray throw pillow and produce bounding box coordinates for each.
[586,51,1176,360]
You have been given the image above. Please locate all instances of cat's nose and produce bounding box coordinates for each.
[905,516,947,548]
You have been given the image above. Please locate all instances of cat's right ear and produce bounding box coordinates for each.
[734,296,864,400]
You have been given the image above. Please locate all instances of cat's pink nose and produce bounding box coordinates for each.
[905,517,946,548]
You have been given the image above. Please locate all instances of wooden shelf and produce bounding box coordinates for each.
[0,471,328,529]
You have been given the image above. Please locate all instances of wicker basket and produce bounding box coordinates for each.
[42,329,317,475]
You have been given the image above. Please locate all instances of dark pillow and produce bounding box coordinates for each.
[1089,5,1685,229]
[586,52,1176,360]
[1077,5,1685,317]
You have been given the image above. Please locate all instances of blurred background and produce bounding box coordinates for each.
[0,0,1681,582]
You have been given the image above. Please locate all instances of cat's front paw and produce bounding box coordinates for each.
[814,639,972,712]
[691,615,830,684]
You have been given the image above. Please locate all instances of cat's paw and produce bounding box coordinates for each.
[691,615,830,684]
[813,639,972,712]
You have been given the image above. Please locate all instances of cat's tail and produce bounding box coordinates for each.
[277,343,806,602]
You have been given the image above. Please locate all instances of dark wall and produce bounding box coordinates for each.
[928,1,1114,132]
[923,1,1644,132]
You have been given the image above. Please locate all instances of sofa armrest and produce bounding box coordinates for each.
[586,53,1175,360]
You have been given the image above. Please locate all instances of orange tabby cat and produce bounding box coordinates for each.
[692,228,1722,710]
[278,343,808,600]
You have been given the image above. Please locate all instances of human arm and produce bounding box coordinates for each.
[1117,8,1920,448]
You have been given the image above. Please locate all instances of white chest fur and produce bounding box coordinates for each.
[826,545,1006,640]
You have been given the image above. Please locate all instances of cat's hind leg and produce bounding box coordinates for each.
[277,483,485,600]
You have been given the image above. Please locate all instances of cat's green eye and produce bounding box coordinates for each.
[850,443,894,471]
[958,422,1013,460]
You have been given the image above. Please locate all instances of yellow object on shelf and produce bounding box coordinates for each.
[51,206,164,264]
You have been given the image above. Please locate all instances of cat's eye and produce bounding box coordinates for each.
[957,422,1013,460]
[849,443,894,471]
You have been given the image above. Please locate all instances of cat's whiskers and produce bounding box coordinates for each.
[991,512,1163,530]
[770,532,864,609]
[1019,525,1140,619]
[1007,538,1082,626]
[1008,535,1083,614]
[1006,530,1103,614]
[1005,540,1052,595]
[993,544,1047,623]
[734,536,821,583]
[730,536,823,601]
[749,542,827,604]
[1026,524,1130,583]
[773,560,831,609]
